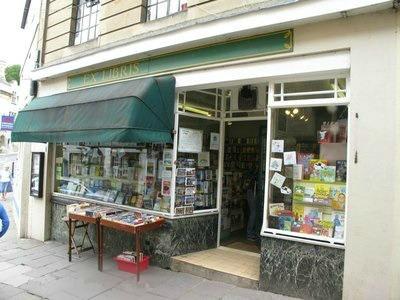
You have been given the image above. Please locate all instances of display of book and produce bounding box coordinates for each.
[268,118,348,240]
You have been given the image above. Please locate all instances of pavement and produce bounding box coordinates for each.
[0,195,296,300]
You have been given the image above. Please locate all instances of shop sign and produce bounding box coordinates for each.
[67,29,293,90]
[1,115,14,131]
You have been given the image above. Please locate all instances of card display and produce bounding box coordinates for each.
[267,113,348,241]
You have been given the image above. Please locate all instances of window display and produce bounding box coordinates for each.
[267,105,348,242]
[55,143,173,213]
[175,116,220,214]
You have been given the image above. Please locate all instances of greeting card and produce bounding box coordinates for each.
[271,140,284,153]
[270,172,286,188]
[284,151,297,165]
[270,158,283,171]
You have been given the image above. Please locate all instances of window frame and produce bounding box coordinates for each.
[146,0,187,22]
[172,89,223,216]
[73,0,100,46]
[261,75,351,248]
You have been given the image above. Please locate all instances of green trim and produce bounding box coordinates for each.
[67,29,293,90]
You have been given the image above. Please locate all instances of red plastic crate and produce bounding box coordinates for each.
[113,255,150,274]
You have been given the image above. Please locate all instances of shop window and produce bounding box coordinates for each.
[174,115,220,215]
[147,0,188,21]
[74,0,100,45]
[274,78,347,102]
[266,105,348,244]
[54,143,173,214]
[178,89,221,117]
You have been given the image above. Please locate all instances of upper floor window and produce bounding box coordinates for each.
[74,0,100,45]
[147,0,187,21]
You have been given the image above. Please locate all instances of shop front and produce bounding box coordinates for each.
[15,11,399,298]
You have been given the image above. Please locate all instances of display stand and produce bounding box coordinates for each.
[67,207,164,282]
[67,213,101,270]
[99,218,165,281]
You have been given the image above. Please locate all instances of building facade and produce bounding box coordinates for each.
[0,60,17,154]
[13,0,400,299]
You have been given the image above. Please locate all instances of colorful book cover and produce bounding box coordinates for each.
[269,203,284,216]
[320,166,336,183]
[309,159,328,181]
[297,153,315,179]
[292,204,304,220]
[314,183,330,199]
[336,160,347,182]
[331,185,346,210]
[331,211,345,239]
[303,186,315,203]
[304,207,322,222]
[293,183,305,201]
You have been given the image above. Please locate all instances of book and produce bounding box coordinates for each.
[293,164,303,180]
[320,166,336,183]
[269,203,284,216]
[314,183,330,199]
[292,204,304,220]
[309,159,328,182]
[297,153,315,179]
[331,185,346,210]
[293,183,305,201]
[336,160,347,182]
[331,211,345,239]
[303,186,315,203]
[304,207,322,222]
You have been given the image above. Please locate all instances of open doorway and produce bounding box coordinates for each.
[220,120,267,254]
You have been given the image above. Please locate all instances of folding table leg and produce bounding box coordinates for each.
[68,217,72,262]
[135,232,140,282]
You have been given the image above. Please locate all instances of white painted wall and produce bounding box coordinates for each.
[26,143,52,241]
[33,9,400,299]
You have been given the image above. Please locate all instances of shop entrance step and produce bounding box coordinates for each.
[170,246,260,289]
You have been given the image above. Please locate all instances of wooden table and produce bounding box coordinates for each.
[68,213,101,270]
[99,218,165,282]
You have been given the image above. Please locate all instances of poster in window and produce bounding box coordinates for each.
[198,152,210,167]
[163,149,173,167]
[210,132,220,150]
[178,127,203,153]
[30,152,44,198]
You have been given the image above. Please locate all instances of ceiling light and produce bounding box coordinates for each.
[285,110,290,115]
[300,115,304,120]
[293,108,299,114]
[305,118,309,122]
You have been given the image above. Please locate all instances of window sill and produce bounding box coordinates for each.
[146,9,188,23]
[262,228,345,249]
[51,192,218,219]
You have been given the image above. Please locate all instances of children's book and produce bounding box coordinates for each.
[314,183,330,199]
[303,186,315,203]
[309,159,328,182]
[269,203,284,216]
[320,166,336,183]
[293,183,305,201]
[336,160,347,182]
[292,204,304,221]
[331,211,345,239]
[331,185,346,210]
[297,153,315,179]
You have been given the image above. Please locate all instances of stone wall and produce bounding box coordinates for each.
[259,237,345,300]
[50,200,218,268]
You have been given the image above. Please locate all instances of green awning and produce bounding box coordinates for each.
[12,76,175,143]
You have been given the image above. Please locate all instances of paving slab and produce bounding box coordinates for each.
[0,195,300,300]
